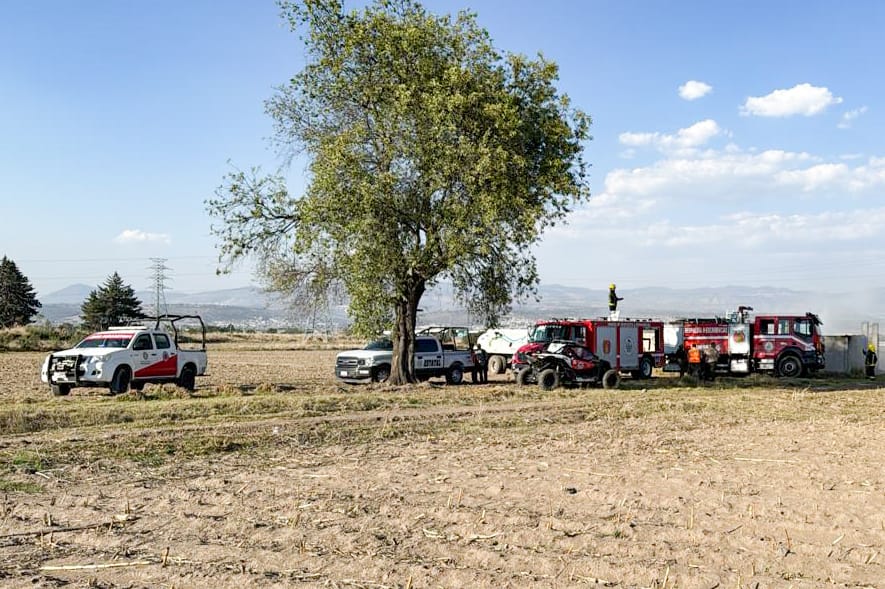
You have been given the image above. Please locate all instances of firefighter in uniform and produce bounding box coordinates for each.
[608,283,623,320]
[472,345,488,384]
[864,343,878,380]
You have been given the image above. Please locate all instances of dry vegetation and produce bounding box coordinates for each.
[0,334,882,588]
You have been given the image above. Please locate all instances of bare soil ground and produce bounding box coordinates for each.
[0,346,882,588]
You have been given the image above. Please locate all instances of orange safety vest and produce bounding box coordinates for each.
[687,347,702,364]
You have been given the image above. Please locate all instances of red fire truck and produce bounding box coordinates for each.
[663,306,826,377]
[511,317,666,380]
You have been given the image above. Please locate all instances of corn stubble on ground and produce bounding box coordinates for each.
[0,339,882,588]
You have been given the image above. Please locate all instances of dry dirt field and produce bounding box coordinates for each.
[0,339,882,588]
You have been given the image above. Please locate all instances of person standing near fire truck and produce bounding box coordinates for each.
[608,284,623,319]
[864,343,878,380]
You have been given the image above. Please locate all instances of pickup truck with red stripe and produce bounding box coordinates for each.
[41,315,208,396]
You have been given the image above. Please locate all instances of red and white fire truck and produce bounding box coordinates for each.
[511,317,666,379]
[663,306,826,377]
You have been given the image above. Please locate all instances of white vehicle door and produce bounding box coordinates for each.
[415,338,444,371]
[130,333,156,375]
[151,332,179,378]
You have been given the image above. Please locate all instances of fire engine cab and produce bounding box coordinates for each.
[511,317,665,379]
[664,306,825,377]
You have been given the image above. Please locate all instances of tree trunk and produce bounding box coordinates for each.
[389,279,425,385]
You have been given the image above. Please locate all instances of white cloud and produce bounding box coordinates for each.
[114,229,171,244]
[619,119,721,154]
[740,83,843,117]
[678,80,712,101]
[775,163,849,191]
[551,149,885,245]
[837,106,868,129]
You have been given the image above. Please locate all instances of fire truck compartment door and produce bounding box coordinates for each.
[596,326,617,368]
[618,326,639,370]
[728,324,751,355]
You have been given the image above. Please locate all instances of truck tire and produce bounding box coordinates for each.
[110,366,132,395]
[537,368,560,391]
[515,366,534,386]
[446,364,464,385]
[776,354,803,378]
[602,369,621,390]
[638,356,654,379]
[50,384,70,397]
[178,365,197,391]
[488,355,505,375]
[372,364,391,383]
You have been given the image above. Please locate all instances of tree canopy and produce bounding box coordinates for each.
[0,256,42,328]
[80,272,144,330]
[208,0,591,384]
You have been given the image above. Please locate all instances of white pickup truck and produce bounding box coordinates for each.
[41,315,208,396]
[336,327,474,385]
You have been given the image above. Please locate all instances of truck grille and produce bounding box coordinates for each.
[336,356,359,368]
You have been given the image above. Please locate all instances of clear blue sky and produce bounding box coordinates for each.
[3,0,885,297]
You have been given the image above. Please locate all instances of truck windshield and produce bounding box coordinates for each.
[76,337,132,349]
[364,339,393,351]
[793,319,814,340]
[529,325,567,343]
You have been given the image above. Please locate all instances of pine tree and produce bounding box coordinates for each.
[80,272,144,330]
[0,256,42,328]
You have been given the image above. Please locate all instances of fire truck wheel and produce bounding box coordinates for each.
[776,354,803,378]
[537,368,560,391]
[50,384,70,397]
[516,366,534,386]
[602,369,621,390]
[488,355,505,374]
[638,356,654,379]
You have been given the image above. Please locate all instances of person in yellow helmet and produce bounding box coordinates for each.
[608,283,623,314]
[864,343,878,380]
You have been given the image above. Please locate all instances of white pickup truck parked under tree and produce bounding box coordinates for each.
[336,329,474,385]
[41,315,208,396]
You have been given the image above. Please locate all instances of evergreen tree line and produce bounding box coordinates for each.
[0,256,144,330]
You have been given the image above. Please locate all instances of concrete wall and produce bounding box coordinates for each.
[823,335,869,374]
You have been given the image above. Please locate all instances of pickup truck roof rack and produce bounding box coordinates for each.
[151,314,207,350]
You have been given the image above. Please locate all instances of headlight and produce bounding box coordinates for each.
[358,359,367,366]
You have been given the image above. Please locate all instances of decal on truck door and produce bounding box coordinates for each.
[134,354,178,378]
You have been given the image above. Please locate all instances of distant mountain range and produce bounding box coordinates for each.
[36,282,885,335]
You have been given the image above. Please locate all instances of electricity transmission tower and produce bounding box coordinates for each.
[148,258,172,317]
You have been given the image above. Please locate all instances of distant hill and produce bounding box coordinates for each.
[34,283,885,334]
[40,284,94,305]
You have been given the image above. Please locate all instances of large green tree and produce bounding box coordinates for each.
[0,256,42,328]
[80,272,144,330]
[208,0,591,384]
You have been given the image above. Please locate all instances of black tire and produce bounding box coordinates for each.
[445,364,464,385]
[50,384,70,397]
[777,354,803,378]
[178,365,197,391]
[372,364,391,383]
[488,355,505,375]
[638,356,654,379]
[602,369,621,390]
[515,366,534,386]
[537,368,560,391]
[110,366,131,395]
